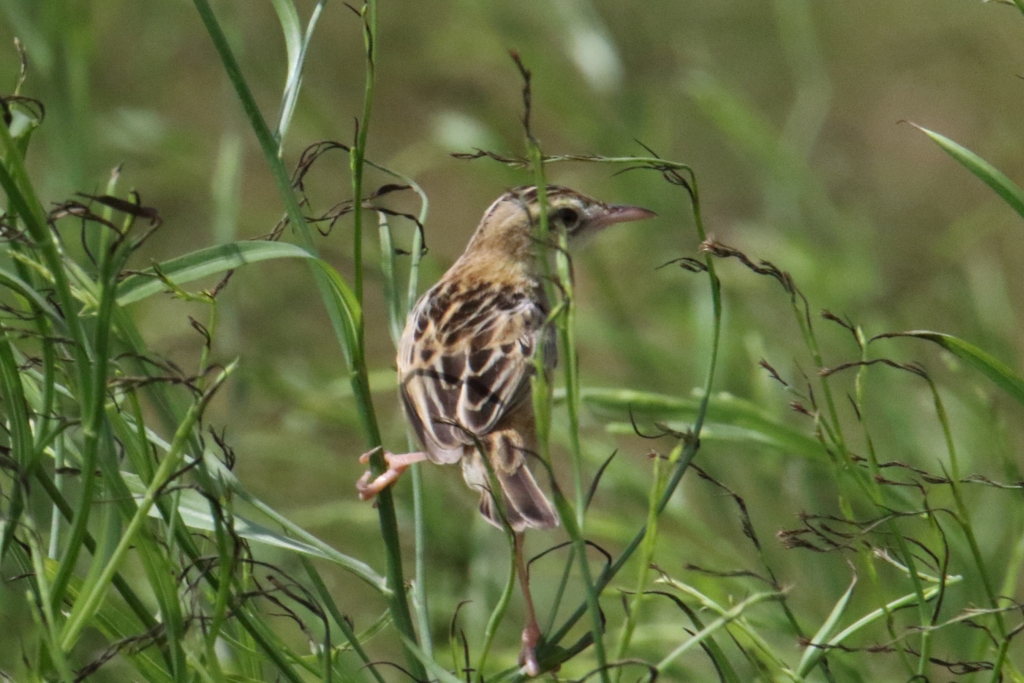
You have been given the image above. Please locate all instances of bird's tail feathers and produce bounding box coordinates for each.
[462,439,559,532]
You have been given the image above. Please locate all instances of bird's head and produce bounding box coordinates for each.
[456,185,655,277]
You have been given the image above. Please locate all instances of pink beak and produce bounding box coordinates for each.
[593,204,658,229]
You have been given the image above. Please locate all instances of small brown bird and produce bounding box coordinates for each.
[357,185,655,675]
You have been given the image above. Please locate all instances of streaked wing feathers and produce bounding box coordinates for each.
[398,280,550,464]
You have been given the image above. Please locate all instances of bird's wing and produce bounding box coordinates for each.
[398,282,552,463]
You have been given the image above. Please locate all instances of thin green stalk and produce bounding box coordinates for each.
[300,559,388,683]
[31,295,58,471]
[542,544,575,635]
[928,380,1002,615]
[656,591,783,673]
[50,217,127,608]
[554,232,586,527]
[474,531,519,683]
[523,144,609,681]
[60,361,235,650]
[350,0,377,307]
[852,334,925,676]
[922,380,1011,682]
[0,327,34,562]
[532,161,721,677]
[613,439,680,670]
[47,437,65,559]
[25,520,75,683]
[410,460,433,657]
[190,3,423,676]
[378,212,402,342]
[406,187,431,656]
[31,466,159,635]
[205,504,239,660]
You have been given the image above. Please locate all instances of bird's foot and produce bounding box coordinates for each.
[356,448,427,500]
[518,622,542,677]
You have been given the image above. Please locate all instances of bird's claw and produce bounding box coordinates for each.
[358,446,383,465]
[355,450,427,501]
[519,622,542,677]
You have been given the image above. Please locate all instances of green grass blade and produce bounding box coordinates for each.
[0,105,92,379]
[0,330,35,561]
[377,211,404,345]
[117,469,386,587]
[824,578,960,654]
[876,330,1024,406]
[116,413,390,592]
[116,237,363,375]
[38,556,174,683]
[0,265,66,330]
[188,9,421,668]
[398,635,466,683]
[269,0,302,144]
[300,556,389,683]
[908,122,1024,222]
[797,573,857,677]
[656,591,783,672]
[582,387,824,460]
[613,440,681,666]
[116,241,317,305]
[60,362,236,651]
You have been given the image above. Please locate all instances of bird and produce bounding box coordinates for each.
[356,185,655,676]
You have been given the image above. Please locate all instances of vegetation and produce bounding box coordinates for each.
[3,1,1024,681]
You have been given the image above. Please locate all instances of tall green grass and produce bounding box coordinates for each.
[3,1,1024,682]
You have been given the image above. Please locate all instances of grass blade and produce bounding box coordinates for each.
[116,241,317,305]
[908,122,1024,222]
[797,572,857,677]
[876,330,1024,406]
[656,591,782,672]
[60,361,236,651]
[582,387,824,459]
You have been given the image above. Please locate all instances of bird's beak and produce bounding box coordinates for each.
[591,204,658,229]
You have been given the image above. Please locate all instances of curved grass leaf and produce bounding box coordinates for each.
[116,241,316,305]
[797,573,857,677]
[0,332,34,562]
[822,579,959,660]
[908,122,1024,222]
[120,471,374,567]
[398,635,466,683]
[876,331,1024,406]
[41,558,175,683]
[116,238,365,375]
[124,422,389,593]
[604,421,822,461]
[0,265,66,331]
[581,387,825,460]
[656,590,783,672]
[269,0,302,138]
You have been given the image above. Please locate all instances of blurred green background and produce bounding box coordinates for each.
[3,0,1024,678]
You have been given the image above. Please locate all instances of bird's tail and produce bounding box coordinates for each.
[461,429,559,532]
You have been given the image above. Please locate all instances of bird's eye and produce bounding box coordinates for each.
[551,207,580,229]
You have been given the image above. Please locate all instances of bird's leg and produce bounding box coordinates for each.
[356,448,427,500]
[515,532,543,677]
